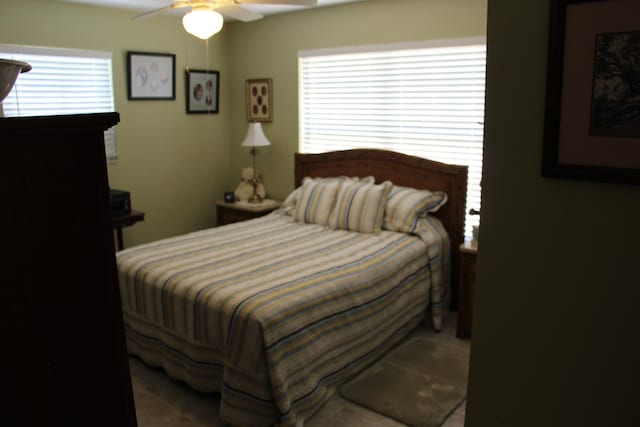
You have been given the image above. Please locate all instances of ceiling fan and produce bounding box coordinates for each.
[134,0,318,39]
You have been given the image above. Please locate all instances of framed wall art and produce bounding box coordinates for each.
[127,51,175,100]
[245,78,272,122]
[541,0,640,185]
[185,69,219,114]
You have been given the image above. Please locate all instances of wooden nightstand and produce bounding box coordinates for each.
[216,199,282,226]
[457,240,478,338]
[112,210,145,250]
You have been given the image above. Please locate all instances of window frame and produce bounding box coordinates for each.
[0,44,118,162]
[298,37,486,240]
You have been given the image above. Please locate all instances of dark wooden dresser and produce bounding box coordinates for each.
[0,113,137,426]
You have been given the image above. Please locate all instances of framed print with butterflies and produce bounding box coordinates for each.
[245,78,272,122]
[126,51,175,100]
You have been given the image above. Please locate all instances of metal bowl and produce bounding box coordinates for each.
[0,59,31,103]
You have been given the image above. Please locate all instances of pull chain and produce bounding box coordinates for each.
[205,38,210,112]
[184,30,189,73]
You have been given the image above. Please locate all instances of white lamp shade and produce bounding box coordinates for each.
[241,122,271,147]
[182,9,224,40]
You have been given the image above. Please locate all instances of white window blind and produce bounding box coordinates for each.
[0,45,117,162]
[299,38,486,240]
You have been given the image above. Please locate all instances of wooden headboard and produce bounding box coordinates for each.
[295,149,468,308]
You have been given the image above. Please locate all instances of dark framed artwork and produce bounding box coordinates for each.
[126,51,175,100]
[541,0,640,185]
[245,78,272,122]
[590,31,640,137]
[185,69,220,114]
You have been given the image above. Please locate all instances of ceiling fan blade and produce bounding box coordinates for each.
[132,5,174,20]
[236,0,318,6]
[216,4,263,22]
[131,1,192,20]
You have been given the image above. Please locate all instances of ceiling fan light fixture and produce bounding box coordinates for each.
[182,8,224,40]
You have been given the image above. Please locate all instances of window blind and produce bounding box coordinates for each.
[0,45,117,162]
[299,38,486,240]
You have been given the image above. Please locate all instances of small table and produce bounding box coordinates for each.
[216,199,281,226]
[112,210,145,250]
[457,240,478,338]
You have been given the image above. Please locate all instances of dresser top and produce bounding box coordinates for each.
[0,112,119,131]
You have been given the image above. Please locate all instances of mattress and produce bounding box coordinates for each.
[117,211,449,426]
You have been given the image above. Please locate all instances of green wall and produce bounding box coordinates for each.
[467,0,640,425]
[1,0,486,247]
[1,0,231,246]
[0,0,486,246]
[226,0,488,200]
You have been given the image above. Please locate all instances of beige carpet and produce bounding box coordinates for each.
[129,357,222,427]
[340,335,469,427]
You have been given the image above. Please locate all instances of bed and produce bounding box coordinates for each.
[117,149,468,426]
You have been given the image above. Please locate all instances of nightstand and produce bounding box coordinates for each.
[112,210,145,250]
[216,199,282,226]
[457,240,478,338]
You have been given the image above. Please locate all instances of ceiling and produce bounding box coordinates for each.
[56,0,363,19]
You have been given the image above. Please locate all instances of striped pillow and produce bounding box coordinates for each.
[281,176,375,216]
[383,185,448,233]
[293,178,341,226]
[329,180,393,233]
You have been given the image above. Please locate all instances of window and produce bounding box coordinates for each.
[0,45,117,162]
[299,37,486,240]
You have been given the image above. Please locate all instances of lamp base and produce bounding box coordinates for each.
[248,167,265,203]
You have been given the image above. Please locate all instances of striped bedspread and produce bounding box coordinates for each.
[117,211,449,426]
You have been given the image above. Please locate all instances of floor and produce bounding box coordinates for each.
[129,312,470,427]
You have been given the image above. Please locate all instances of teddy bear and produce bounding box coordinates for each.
[234,167,266,202]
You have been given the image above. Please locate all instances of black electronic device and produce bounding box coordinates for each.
[110,189,131,217]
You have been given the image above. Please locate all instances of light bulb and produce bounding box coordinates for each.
[182,9,224,40]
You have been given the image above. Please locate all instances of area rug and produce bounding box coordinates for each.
[340,336,469,427]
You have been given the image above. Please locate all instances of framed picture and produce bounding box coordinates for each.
[245,78,272,122]
[185,69,220,114]
[126,51,175,100]
[542,0,640,185]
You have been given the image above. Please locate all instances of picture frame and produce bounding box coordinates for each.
[185,69,220,114]
[541,0,640,185]
[126,51,175,100]
[245,78,272,122]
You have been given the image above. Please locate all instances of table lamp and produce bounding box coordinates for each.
[241,122,271,203]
